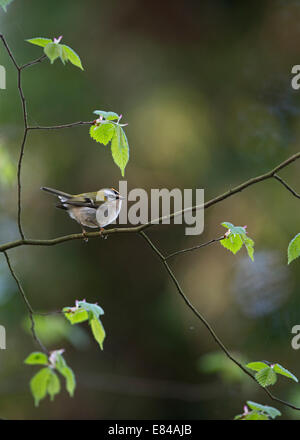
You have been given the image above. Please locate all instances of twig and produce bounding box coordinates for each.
[166,236,225,260]
[273,174,300,199]
[0,34,47,240]
[28,121,94,130]
[3,252,48,354]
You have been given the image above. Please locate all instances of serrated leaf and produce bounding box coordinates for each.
[89,123,115,145]
[111,126,129,177]
[47,370,60,401]
[44,42,62,64]
[247,401,281,419]
[220,234,243,255]
[26,37,53,48]
[61,44,84,70]
[273,363,298,382]
[288,233,300,264]
[93,110,119,120]
[63,307,89,324]
[221,222,254,260]
[30,367,52,407]
[24,352,48,366]
[246,361,269,372]
[255,366,277,387]
[90,316,106,350]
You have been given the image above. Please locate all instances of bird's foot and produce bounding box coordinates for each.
[99,227,107,239]
[81,228,89,243]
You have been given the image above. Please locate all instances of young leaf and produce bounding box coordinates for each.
[288,233,300,264]
[61,44,84,70]
[246,361,269,372]
[26,37,53,48]
[220,234,243,255]
[243,411,269,420]
[63,307,89,324]
[111,125,129,177]
[220,222,254,261]
[273,363,298,382]
[255,366,277,387]
[54,353,76,397]
[89,123,115,145]
[44,42,62,64]
[0,0,14,12]
[247,401,281,419]
[30,367,52,407]
[24,352,48,366]
[59,366,76,397]
[77,300,104,319]
[90,316,106,350]
[93,110,119,121]
[47,370,60,401]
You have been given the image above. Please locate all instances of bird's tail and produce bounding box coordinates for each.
[41,187,72,199]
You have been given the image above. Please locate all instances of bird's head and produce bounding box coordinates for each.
[96,188,124,202]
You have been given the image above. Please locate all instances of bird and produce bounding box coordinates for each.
[41,186,124,241]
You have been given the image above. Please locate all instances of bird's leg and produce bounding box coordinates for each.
[99,227,107,240]
[81,227,89,243]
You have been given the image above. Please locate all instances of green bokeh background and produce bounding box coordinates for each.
[0,0,300,420]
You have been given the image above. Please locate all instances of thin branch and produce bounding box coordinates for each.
[3,252,48,354]
[139,231,300,411]
[20,55,47,70]
[166,236,225,260]
[28,121,94,130]
[273,174,300,199]
[0,34,47,240]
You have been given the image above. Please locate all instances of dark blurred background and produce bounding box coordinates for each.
[0,0,300,420]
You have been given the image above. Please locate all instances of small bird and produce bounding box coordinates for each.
[41,186,124,240]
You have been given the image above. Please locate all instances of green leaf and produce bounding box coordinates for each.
[78,300,104,319]
[26,37,53,48]
[63,307,89,324]
[89,123,115,146]
[90,316,106,350]
[24,352,48,366]
[61,44,84,70]
[30,367,52,407]
[47,370,60,401]
[255,366,277,387]
[273,363,298,382]
[59,366,76,397]
[246,361,269,372]
[220,234,243,255]
[94,110,119,121]
[288,233,300,264]
[54,353,76,397]
[111,125,129,177]
[247,401,281,419]
[0,0,14,12]
[44,42,62,64]
[221,222,254,260]
[243,411,269,420]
